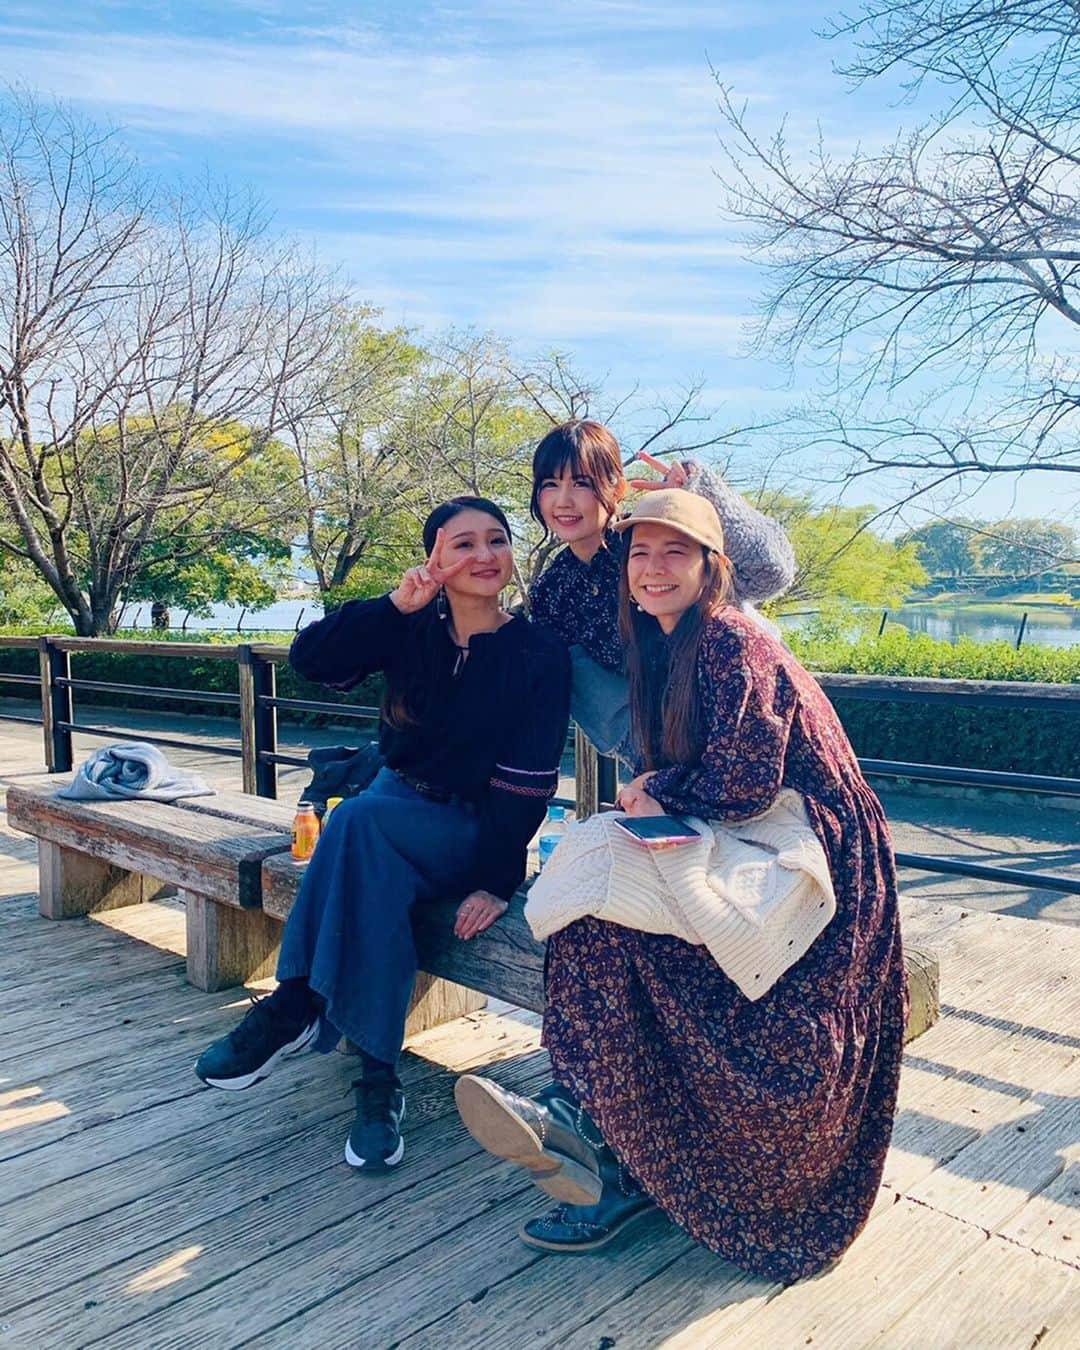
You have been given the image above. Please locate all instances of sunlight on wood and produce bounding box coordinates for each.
[0,1085,71,1132]
[90,899,187,955]
[405,1006,542,1069]
[125,1246,205,1295]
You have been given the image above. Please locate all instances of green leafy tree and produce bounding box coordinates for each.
[775,497,929,608]
[285,313,427,601]
[977,520,1077,584]
[0,554,65,626]
[898,521,980,580]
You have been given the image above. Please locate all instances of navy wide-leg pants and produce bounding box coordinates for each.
[276,767,480,1063]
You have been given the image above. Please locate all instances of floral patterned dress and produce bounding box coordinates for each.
[542,608,908,1283]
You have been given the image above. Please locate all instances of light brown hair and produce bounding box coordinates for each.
[618,534,734,769]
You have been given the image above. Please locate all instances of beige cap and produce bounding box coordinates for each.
[612,488,726,553]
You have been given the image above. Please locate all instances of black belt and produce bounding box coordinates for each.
[393,769,476,813]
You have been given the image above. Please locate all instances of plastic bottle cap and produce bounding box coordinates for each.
[548,805,565,820]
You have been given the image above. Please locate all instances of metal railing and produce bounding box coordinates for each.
[1,634,1077,897]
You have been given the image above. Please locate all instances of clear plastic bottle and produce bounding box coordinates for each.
[537,804,569,870]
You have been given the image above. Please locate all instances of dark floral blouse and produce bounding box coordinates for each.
[528,463,795,672]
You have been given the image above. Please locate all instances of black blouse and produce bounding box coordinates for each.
[289,595,571,900]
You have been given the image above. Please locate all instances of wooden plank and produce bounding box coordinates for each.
[0,944,185,1016]
[707,1201,988,1349]
[875,1234,1080,1349]
[8,783,291,908]
[903,941,939,1043]
[49,636,240,660]
[11,777,297,834]
[554,1247,773,1350]
[3,1061,551,1346]
[402,971,486,1038]
[885,1039,1078,1194]
[399,1214,695,1349]
[816,671,1079,708]
[1031,1294,1080,1350]
[0,998,536,1213]
[998,1161,1080,1267]
[905,1057,1080,1233]
[0,1010,542,1263]
[0,1040,549,1315]
[98,1166,547,1350]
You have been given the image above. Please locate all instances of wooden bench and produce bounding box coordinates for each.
[263,852,941,1044]
[8,776,939,1043]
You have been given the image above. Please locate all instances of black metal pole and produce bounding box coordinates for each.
[38,636,73,773]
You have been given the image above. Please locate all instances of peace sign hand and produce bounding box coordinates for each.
[389,528,471,615]
[627,449,691,493]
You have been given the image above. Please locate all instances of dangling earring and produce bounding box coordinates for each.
[436,587,448,620]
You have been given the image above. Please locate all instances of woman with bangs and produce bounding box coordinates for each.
[456,490,906,1284]
[526,419,795,758]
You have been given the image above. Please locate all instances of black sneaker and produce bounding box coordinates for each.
[195,995,317,1090]
[345,1078,406,1171]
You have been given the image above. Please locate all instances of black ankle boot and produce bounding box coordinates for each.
[518,1146,654,1253]
[454,1076,604,1205]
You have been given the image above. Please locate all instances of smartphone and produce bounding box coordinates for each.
[613,815,701,849]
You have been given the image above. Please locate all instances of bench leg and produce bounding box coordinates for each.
[38,840,166,920]
[183,892,281,993]
[903,944,940,1044]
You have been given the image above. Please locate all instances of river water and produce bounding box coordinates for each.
[125,597,1079,649]
[778,603,1080,650]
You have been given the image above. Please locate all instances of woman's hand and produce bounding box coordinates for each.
[627,449,691,493]
[454,890,508,940]
[389,527,471,614]
[617,773,666,817]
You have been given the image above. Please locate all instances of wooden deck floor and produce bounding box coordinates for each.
[1,794,1077,1347]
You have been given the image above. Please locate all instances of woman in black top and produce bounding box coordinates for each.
[195,496,570,1174]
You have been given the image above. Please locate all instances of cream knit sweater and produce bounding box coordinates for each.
[525,790,836,1001]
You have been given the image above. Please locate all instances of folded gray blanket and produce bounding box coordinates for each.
[57,742,215,802]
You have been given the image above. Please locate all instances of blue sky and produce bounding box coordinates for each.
[4,1,1074,525]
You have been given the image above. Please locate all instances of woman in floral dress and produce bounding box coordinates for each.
[457,490,907,1283]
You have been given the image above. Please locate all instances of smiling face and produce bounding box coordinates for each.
[439,507,514,600]
[535,464,611,553]
[626,522,707,633]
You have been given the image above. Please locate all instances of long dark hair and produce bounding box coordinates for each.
[384,496,513,730]
[619,531,733,769]
[529,420,625,534]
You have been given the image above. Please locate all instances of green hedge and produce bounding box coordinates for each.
[2,624,1076,778]
[786,629,1078,780]
[786,627,1080,683]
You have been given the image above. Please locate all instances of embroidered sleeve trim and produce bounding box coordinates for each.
[489,777,557,798]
